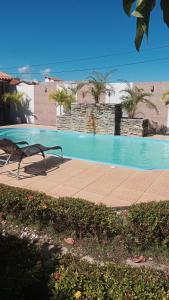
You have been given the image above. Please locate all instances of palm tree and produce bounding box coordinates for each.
[77,71,114,104]
[49,88,75,114]
[120,84,158,119]
[161,90,169,105]
[3,91,24,104]
[2,92,25,123]
[88,70,114,104]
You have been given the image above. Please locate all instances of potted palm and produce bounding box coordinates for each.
[120,83,158,136]
[77,70,114,104]
[49,88,75,115]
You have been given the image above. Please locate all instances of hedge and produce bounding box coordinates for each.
[1,232,169,300]
[49,255,169,300]
[1,184,169,299]
[127,201,169,249]
[1,183,169,248]
[0,184,122,240]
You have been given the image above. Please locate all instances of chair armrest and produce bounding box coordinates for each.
[23,145,45,156]
[16,141,29,146]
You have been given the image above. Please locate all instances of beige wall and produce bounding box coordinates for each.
[76,84,106,104]
[134,82,169,128]
[34,83,56,126]
[33,81,169,129]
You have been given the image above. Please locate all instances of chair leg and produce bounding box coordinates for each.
[60,148,64,163]
[5,154,12,165]
[41,152,46,171]
[17,160,22,180]
[0,154,12,173]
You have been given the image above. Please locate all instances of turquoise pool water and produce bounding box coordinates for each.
[0,128,169,170]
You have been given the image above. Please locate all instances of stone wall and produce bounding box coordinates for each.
[56,114,71,130]
[120,118,149,137]
[56,103,121,135]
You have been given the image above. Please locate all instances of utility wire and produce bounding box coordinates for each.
[3,43,169,70]
[9,55,169,76]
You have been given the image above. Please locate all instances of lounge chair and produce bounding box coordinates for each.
[0,140,29,166]
[0,138,63,179]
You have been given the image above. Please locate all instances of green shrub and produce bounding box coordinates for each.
[0,184,122,239]
[49,255,169,300]
[126,201,169,249]
[1,183,169,249]
[0,232,49,300]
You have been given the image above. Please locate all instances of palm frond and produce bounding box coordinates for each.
[120,84,158,118]
[161,90,169,105]
[142,98,159,114]
[49,88,75,110]
[3,92,24,103]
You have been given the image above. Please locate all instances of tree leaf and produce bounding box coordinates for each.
[132,10,144,18]
[135,18,145,51]
[123,0,156,50]
[123,0,136,16]
[132,255,147,263]
[161,0,169,27]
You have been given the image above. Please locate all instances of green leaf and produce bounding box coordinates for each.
[132,10,144,18]
[135,18,145,51]
[161,0,169,27]
[123,0,156,51]
[123,0,136,16]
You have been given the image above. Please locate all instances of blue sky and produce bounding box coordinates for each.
[1,0,169,82]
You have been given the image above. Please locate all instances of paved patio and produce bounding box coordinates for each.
[0,124,169,208]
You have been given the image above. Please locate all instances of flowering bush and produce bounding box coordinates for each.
[49,255,169,300]
[0,183,169,248]
[0,184,122,240]
[126,201,169,249]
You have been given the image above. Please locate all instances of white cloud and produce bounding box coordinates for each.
[40,68,51,77]
[18,65,30,74]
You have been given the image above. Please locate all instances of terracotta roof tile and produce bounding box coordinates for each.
[0,72,12,81]
[9,79,21,85]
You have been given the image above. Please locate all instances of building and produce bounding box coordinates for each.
[0,72,12,123]
[32,80,169,131]
[1,72,168,132]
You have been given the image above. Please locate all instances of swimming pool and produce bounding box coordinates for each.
[0,127,169,170]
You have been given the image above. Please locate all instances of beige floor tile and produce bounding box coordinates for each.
[0,174,13,184]
[118,170,163,193]
[64,177,97,190]
[48,185,78,197]
[74,191,104,204]
[136,192,168,204]
[84,169,134,195]
[105,188,143,204]
[147,173,169,198]
[101,197,132,208]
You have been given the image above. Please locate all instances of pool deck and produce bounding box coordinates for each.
[0,124,169,208]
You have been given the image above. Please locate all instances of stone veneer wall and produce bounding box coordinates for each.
[120,118,149,137]
[56,114,71,130]
[56,103,122,135]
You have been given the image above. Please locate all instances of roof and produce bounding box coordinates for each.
[0,72,12,81]
[9,79,21,85]
[45,76,63,81]
[9,79,39,86]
